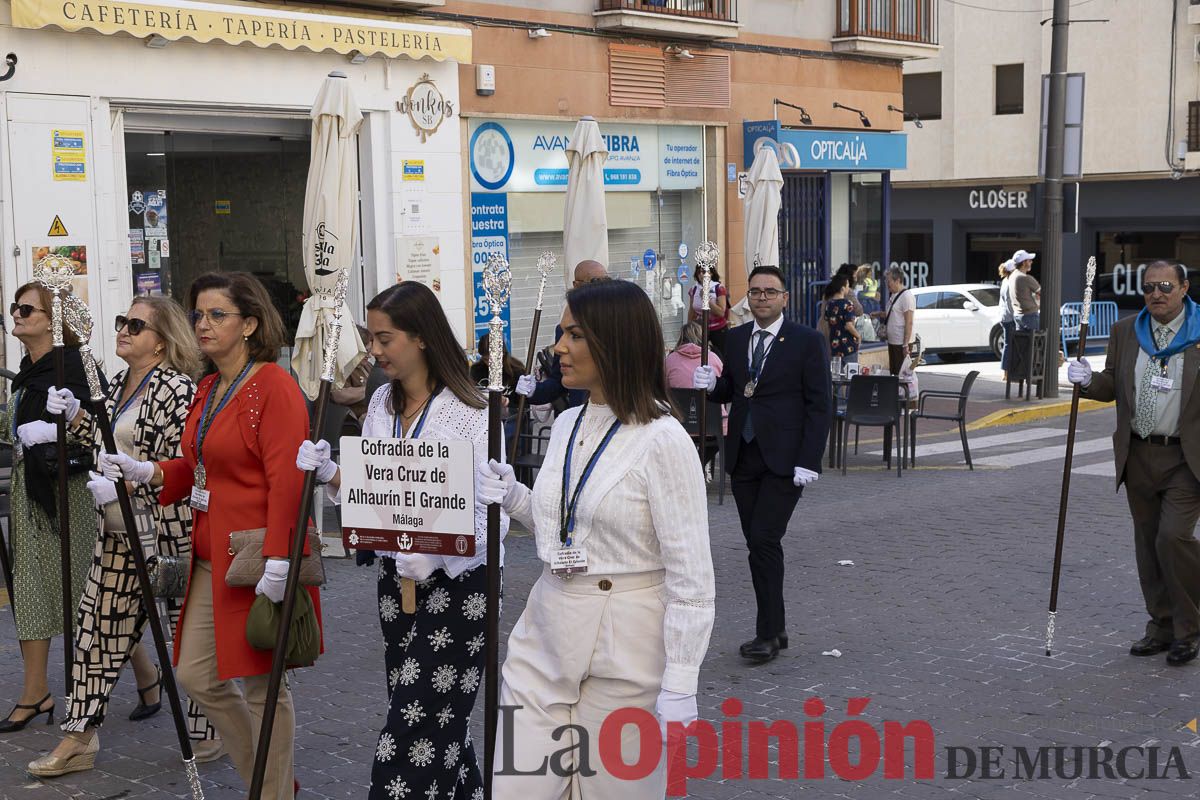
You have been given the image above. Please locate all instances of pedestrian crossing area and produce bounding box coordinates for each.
[866,425,1120,476]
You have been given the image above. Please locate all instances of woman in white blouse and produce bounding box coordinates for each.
[296,282,504,800]
[478,279,715,798]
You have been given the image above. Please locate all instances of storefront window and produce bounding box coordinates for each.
[965,233,1040,286]
[1095,230,1200,310]
[124,131,310,337]
[890,230,933,288]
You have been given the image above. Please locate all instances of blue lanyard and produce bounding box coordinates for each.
[114,368,156,422]
[194,361,253,466]
[559,403,621,547]
[394,387,439,440]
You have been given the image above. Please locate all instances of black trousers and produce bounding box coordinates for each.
[731,439,802,640]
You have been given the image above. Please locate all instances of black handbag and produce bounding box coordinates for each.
[29,441,94,476]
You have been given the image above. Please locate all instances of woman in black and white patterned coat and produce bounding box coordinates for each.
[297,282,505,800]
[28,296,218,777]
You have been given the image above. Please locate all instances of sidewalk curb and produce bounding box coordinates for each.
[966,398,1108,432]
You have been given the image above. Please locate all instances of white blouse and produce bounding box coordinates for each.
[503,402,715,695]
[334,384,507,581]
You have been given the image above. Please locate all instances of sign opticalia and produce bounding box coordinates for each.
[741,120,907,172]
[340,436,476,555]
[469,119,703,193]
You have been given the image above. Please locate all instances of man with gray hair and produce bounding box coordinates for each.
[873,265,915,375]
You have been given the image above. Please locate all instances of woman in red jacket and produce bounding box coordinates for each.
[100,272,315,800]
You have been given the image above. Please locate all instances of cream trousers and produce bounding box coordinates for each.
[494,567,667,800]
[176,560,295,800]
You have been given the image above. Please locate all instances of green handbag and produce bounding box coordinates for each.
[245,590,319,668]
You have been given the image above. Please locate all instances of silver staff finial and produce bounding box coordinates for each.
[483,254,512,394]
[35,254,76,350]
[1080,257,1097,327]
[696,241,719,311]
[534,252,555,312]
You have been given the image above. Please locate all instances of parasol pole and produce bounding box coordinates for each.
[1045,256,1097,656]
[694,242,719,463]
[34,256,74,698]
[248,268,350,800]
[60,294,204,799]
[482,253,511,799]
[508,252,554,464]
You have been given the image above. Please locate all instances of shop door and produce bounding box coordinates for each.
[778,173,829,326]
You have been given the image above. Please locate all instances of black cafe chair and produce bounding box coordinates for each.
[841,375,903,478]
[670,388,725,505]
[910,370,979,470]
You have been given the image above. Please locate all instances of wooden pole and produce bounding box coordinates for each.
[508,253,554,465]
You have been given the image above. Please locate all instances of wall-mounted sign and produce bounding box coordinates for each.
[469,119,703,194]
[51,129,86,182]
[396,236,441,290]
[48,215,69,237]
[968,188,1029,211]
[398,74,454,143]
[402,160,426,181]
[215,199,231,215]
[742,120,907,172]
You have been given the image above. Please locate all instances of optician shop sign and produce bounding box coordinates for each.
[469,119,703,193]
[742,120,906,172]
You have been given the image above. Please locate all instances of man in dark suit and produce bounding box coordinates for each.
[514,260,608,409]
[695,265,831,663]
[1068,260,1200,666]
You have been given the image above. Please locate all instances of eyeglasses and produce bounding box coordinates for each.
[189,309,244,327]
[1142,281,1178,296]
[572,277,608,289]
[747,288,784,300]
[9,303,45,318]
[115,315,156,335]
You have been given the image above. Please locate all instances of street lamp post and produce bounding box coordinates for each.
[1039,0,1070,399]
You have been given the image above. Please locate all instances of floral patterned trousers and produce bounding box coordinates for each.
[372,559,488,800]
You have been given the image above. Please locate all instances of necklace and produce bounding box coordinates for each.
[400,395,431,420]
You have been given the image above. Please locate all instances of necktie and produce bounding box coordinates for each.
[742,331,769,442]
[1133,325,1174,438]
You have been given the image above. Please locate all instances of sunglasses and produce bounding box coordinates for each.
[188,309,243,327]
[115,315,155,335]
[9,303,45,318]
[1142,281,1178,296]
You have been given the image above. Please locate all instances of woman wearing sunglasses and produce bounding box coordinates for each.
[0,283,98,735]
[478,279,715,798]
[98,272,316,800]
[295,281,505,800]
[27,296,224,776]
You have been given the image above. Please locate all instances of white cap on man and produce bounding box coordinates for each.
[1012,249,1036,265]
[1002,260,1016,273]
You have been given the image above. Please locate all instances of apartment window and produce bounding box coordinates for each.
[902,72,941,120]
[995,64,1024,115]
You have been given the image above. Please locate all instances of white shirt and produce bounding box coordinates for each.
[333,384,507,580]
[747,315,785,372]
[885,289,915,346]
[503,402,716,695]
[1134,310,1186,437]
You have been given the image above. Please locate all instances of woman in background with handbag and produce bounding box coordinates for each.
[295,281,505,800]
[99,272,316,800]
[28,296,222,776]
[0,281,98,734]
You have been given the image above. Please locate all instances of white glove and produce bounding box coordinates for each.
[515,374,537,398]
[655,689,698,742]
[296,440,338,484]
[16,420,57,448]
[46,386,81,420]
[476,459,515,507]
[693,365,716,392]
[794,467,819,487]
[98,451,156,485]
[1066,358,1092,387]
[256,559,289,603]
[86,471,118,508]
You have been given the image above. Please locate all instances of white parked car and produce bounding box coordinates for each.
[908,284,1004,361]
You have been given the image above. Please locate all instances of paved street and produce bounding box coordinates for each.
[1,403,1197,799]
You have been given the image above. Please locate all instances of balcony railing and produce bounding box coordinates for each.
[837,0,937,45]
[598,0,737,24]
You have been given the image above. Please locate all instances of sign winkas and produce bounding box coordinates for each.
[398,74,454,143]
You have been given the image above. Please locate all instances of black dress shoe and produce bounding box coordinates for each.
[740,637,780,663]
[741,633,788,656]
[1167,640,1199,666]
[1129,636,1172,657]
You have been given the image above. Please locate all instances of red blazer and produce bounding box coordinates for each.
[159,362,321,680]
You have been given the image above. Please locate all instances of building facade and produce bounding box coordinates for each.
[892,0,1200,308]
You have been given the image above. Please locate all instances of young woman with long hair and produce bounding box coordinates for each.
[478,279,715,798]
[296,281,505,800]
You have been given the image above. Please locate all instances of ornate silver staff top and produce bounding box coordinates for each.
[34,254,75,350]
[482,253,512,394]
[1079,257,1097,327]
[321,268,352,385]
[534,252,555,311]
[61,295,105,403]
[696,241,719,310]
